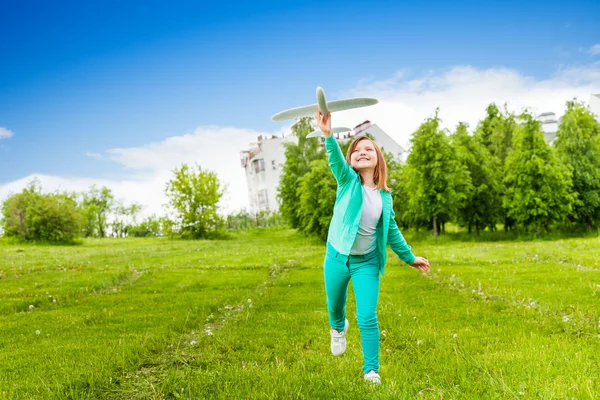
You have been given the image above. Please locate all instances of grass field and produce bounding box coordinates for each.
[1,229,599,399]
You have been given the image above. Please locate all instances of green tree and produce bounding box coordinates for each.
[388,161,411,230]
[476,104,502,151]
[297,159,337,240]
[111,202,143,237]
[129,215,162,237]
[405,110,470,238]
[159,216,178,238]
[475,104,518,231]
[1,181,81,243]
[165,163,225,239]
[491,110,518,164]
[451,122,502,236]
[380,149,411,230]
[80,186,114,237]
[503,112,575,235]
[225,208,255,229]
[476,104,517,163]
[554,100,600,228]
[225,209,284,230]
[278,117,325,228]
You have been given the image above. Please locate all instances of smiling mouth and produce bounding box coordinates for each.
[357,158,369,162]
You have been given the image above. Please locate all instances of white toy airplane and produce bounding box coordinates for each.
[271,86,378,138]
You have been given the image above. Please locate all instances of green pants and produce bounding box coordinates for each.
[324,243,380,374]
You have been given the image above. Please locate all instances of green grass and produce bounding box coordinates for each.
[1,229,599,399]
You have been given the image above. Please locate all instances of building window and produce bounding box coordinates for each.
[253,159,265,174]
[271,160,276,170]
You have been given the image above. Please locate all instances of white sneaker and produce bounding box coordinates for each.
[364,370,381,384]
[330,318,349,356]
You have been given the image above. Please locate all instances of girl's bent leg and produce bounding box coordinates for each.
[350,256,380,374]
[324,253,351,332]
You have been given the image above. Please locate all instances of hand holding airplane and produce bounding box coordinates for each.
[271,87,378,138]
[315,110,332,137]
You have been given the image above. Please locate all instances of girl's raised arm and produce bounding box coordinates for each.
[316,111,354,186]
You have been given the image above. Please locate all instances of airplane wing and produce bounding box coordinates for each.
[271,104,318,122]
[327,98,378,112]
[271,98,378,122]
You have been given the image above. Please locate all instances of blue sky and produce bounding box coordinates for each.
[1,0,599,213]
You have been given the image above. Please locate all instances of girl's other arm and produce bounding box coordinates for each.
[388,210,429,271]
[315,111,353,185]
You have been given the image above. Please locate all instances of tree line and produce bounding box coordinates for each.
[2,100,597,243]
[278,100,600,239]
[0,163,259,243]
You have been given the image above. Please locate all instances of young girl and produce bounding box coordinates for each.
[316,110,430,384]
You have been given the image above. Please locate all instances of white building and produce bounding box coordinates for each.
[536,94,600,145]
[537,112,560,144]
[240,133,295,214]
[240,121,406,214]
[590,93,600,119]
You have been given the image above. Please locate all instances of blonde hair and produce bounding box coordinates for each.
[345,136,390,192]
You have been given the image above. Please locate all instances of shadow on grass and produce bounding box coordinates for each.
[0,237,84,246]
[226,225,599,247]
[404,225,600,244]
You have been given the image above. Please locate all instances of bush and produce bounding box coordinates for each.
[1,182,81,243]
[129,215,162,237]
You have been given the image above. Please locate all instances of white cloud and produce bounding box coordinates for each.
[104,126,263,173]
[0,127,14,139]
[0,174,168,217]
[102,126,275,214]
[2,63,600,216]
[0,126,275,217]
[86,152,102,159]
[589,44,600,55]
[331,63,600,149]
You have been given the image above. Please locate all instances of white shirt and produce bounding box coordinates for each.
[350,185,382,255]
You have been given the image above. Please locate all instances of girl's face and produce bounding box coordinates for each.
[350,139,378,172]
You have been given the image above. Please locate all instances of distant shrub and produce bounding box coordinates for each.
[1,182,81,243]
[129,215,163,237]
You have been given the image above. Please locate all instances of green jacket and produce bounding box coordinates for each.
[324,136,415,275]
